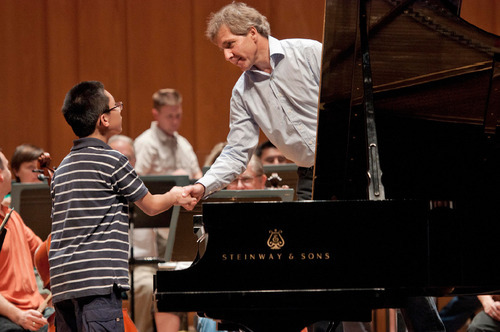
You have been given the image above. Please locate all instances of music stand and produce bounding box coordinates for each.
[128,175,189,321]
[10,183,52,240]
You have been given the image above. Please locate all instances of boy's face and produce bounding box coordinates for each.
[0,152,12,198]
[104,90,123,136]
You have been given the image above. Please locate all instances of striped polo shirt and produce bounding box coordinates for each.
[49,137,148,303]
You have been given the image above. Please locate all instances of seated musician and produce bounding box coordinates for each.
[255,140,289,165]
[225,155,267,190]
[1,144,44,208]
[467,295,500,332]
[0,149,52,331]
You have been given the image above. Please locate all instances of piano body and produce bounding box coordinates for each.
[155,0,500,331]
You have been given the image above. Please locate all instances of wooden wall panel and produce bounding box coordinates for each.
[1,0,495,171]
[0,1,50,160]
[461,0,500,36]
[125,0,195,144]
[45,1,80,163]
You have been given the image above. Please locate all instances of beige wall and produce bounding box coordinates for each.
[0,1,496,168]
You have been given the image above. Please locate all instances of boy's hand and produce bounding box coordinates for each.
[169,186,197,208]
[181,184,205,210]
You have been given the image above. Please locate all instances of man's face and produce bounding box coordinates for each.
[227,167,266,190]
[260,147,288,165]
[153,105,182,136]
[216,25,258,72]
[0,152,12,197]
[15,159,42,183]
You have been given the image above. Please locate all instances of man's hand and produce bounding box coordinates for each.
[181,183,205,210]
[168,186,197,208]
[484,299,500,321]
[16,309,48,331]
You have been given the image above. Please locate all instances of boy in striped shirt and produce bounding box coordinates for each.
[49,81,196,332]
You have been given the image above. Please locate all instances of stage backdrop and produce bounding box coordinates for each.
[0,0,496,168]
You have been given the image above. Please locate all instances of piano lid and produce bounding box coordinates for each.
[313,0,500,201]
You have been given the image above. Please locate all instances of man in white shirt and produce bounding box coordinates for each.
[183,3,445,332]
[183,2,321,203]
[134,88,202,180]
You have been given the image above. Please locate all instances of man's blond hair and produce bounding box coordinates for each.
[205,2,271,43]
[152,88,182,110]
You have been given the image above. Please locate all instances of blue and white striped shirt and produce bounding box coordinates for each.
[49,137,148,303]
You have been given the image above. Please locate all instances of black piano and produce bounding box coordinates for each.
[155,0,500,331]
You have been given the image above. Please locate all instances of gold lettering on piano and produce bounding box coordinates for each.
[219,229,331,262]
[267,229,285,250]
[221,252,331,262]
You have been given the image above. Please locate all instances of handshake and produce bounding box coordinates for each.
[169,183,206,211]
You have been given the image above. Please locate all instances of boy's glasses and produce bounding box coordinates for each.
[105,101,123,113]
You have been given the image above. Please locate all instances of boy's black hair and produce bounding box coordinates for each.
[62,81,109,138]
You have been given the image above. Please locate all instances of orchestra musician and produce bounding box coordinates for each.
[181,2,445,331]
[0,149,51,332]
[48,81,196,332]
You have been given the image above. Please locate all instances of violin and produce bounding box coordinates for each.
[32,153,55,330]
[34,152,54,290]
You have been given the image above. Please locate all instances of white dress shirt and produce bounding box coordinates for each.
[199,36,322,196]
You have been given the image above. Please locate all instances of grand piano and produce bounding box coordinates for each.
[155,0,500,331]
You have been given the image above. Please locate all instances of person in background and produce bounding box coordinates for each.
[203,142,227,169]
[108,135,136,167]
[11,144,45,184]
[255,140,288,165]
[134,88,203,271]
[226,155,266,190]
[49,81,195,332]
[467,295,500,332]
[439,295,482,331]
[0,149,51,332]
[134,88,202,180]
[108,134,181,332]
[1,144,45,207]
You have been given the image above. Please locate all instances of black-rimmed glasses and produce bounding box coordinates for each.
[105,101,123,113]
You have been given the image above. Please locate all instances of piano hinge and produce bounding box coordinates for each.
[360,0,386,200]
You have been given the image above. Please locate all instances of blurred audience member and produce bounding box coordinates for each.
[255,140,288,165]
[226,155,266,190]
[135,88,202,180]
[11,144,44,183]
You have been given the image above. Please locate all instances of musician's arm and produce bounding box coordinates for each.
[0,293,47,330]
[478,295,500,321]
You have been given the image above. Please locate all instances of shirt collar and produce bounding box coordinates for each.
[248,36,284,73]
[71,137,110,152]
[151,121,178,143]
[268,36,285,68]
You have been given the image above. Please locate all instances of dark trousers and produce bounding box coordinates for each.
[297,166,314,201]
[54,286,124,332]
